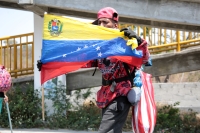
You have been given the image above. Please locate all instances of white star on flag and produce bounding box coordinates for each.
[63,54,67,57]
[77,47,81,51]
[98,52,102,57]
[92,44,97,47]
[96,46,100,51]
[84,45,88,48]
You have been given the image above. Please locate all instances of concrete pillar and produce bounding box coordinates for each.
[33,13,49,118]
[34,13,43,90]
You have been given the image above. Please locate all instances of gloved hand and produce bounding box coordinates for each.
[37,60,42,71]
[133,70,142,87]
[120,27,143,45]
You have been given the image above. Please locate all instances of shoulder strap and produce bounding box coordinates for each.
[92,59,98,76]
[123,63,136,87]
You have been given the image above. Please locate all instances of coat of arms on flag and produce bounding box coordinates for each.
[48,19,63,36]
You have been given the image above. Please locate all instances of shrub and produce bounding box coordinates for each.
[154,102,200,133]
[45,82,101,130]
[1,82,200,133]
[0,82,44,128]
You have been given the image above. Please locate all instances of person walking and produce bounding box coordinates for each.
[85,7,149,133]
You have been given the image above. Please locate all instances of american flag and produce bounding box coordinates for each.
[132,71,157,133]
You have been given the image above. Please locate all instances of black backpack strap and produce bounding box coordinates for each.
[123,63,136,87]
[92,59,98,76]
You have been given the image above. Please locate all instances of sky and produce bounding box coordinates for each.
[0,8,34,37]
[0,7,163,46]
[0,7,93,38]
[0,7,188,45]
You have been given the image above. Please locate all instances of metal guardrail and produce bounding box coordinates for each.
[119,24,200,54]
[0,25,200,78]
[0,33,34,78]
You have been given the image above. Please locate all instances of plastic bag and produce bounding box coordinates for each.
[132,71,157,133]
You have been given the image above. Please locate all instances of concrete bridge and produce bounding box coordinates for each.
[0,0,200,31]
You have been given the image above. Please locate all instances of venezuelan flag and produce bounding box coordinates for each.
[40,14,144,84]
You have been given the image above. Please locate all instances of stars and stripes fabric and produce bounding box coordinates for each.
[40,14,144,84]
[132,71,157,133]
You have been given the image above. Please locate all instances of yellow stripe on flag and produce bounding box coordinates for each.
[43,14,124,40]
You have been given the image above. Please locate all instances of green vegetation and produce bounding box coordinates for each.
[155,102,200,133]
[0,83,43,128]
[0,83,200,132]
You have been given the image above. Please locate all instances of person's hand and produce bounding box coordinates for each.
[120,27,143,45]
[4,94,8,103]
[0,92,8,102]
[37,60,42,71]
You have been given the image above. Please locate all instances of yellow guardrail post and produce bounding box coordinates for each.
[164,29,166,44]
[6,39,9,69]
[20,36,22,77]
[32,34,34,71]
[14,38,17,78]
[26,36,28,73]
[143,27,146,40]
[189,32,192,40]
[176,30,181,51]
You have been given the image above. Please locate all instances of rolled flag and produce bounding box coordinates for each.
[132,71,157,133]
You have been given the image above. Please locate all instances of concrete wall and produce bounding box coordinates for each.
[143,47,200,77]
[74,82,200,112]
[154,82,200,112]
[13,75,200,112]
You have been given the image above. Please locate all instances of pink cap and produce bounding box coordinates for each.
[92,7,119,25]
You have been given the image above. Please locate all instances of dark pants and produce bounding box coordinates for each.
[98,96,131,133]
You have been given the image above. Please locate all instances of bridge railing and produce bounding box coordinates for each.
[119,24,200,54]
[0,33,34,78]
[0,25,200,78]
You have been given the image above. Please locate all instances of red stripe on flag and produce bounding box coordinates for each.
[132,71,157,133]
[40,56,143,84]
[143,72,152,132]
[41,61,89,84]
[111,56,143,67]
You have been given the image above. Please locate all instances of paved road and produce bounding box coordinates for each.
[0,128,133,133]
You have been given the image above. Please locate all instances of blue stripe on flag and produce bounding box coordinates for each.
[41,37,142,63]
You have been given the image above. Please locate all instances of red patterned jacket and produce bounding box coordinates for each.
[83,39,148,108]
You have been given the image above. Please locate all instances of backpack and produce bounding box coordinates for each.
[0,65,12,92]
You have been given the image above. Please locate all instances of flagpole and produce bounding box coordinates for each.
[42,84,45,121]
[6,102,13,133]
